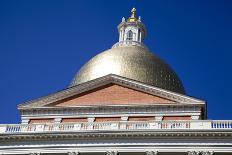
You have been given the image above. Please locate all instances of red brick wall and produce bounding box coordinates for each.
[55,84,175,107]
[95,117,121,122]
[163,116,191,120]
[128,116,155,121]
[28,116,192,124]
[62,118,87,123]
[29,118,54,124]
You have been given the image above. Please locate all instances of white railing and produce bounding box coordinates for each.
[211,120,232,129]
[0,120,232,133]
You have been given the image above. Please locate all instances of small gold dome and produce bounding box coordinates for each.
[70,45,185,94]
[128,7,138,22]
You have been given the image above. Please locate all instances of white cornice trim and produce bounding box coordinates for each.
[19,104,202,118]
[1,130,232,141]
[18,74,205,109]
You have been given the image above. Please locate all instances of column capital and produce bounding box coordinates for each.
[155,116,163,121]
[21,119,30,124]
[68,152,79,155]
[106,151,118,155]
[88,117,95,122]
[191,115,200,120]
[54,117,62,123]
[201,151,214,155]
[187,151,200,155]
[146,151,158,155]
[121,116,128,121]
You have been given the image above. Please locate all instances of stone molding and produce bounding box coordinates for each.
[20,104,201,119]
[187,151,215,155]
[0,130,231,142]
[112,41,148,50]
[0,150,220,155]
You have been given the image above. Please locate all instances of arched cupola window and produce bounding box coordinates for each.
[126,30,133,41]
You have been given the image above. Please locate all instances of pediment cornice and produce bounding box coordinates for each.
[18,74,205,109]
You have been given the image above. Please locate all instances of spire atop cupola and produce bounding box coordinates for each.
[128,7,138,22]
[112,8,147,49]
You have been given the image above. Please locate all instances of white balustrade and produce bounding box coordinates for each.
[158,121,191,129]
[211,121,232,129]
[1,120,231,133]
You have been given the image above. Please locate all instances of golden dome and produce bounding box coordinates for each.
[70,45,185,94]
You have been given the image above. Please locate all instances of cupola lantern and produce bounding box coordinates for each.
[116,8,147,48]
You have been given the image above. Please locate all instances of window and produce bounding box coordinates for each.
[138,29,140,41]
[126,30,133,41]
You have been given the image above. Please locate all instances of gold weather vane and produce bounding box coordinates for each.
[128,7,138,22]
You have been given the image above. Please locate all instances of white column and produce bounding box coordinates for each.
[137,28,140,42]
[140,31,142,42]
[119,29,122,42]
[133,32,136,41]
[122,29,125,41]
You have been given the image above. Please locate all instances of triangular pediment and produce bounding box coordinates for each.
[52,83,175,107]
[18,74,205,109]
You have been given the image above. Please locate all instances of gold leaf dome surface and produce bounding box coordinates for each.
[70,45,185,94]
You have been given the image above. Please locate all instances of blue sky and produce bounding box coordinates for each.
[0,0,231,123]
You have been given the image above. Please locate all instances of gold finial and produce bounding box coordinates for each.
[128,7,138,22]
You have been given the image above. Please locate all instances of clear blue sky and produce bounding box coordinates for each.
[0,0,231,123]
